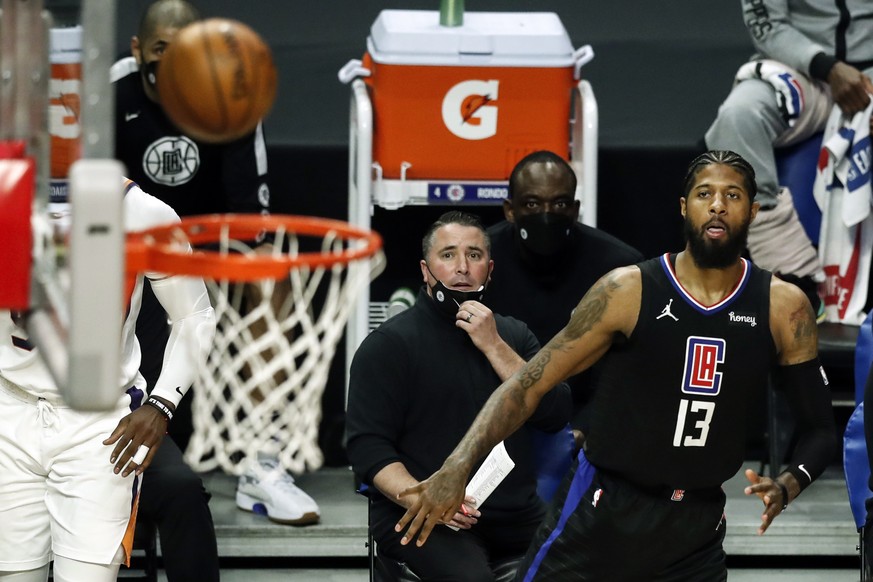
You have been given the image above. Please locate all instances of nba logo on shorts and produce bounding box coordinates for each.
[671,489,685,502]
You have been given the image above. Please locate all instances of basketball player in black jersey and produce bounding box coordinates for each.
[393,150,837,581]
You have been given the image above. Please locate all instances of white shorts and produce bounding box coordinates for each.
[0,380,140,570]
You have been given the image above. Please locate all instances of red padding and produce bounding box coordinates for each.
[0,158,34,309]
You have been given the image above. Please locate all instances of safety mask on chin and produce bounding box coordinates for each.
[141,60,160,91]
[515,212,574,256]
[425,265,486,317]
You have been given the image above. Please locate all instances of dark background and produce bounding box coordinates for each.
[46,1,759,465]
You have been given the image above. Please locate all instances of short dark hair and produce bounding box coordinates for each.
[508,150,576,199]
[682,150,757,200]
[138,0,200,42]
[422,211,490,258]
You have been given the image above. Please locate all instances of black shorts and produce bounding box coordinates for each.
[515,451,727,582]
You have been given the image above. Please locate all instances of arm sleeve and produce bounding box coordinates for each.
[345,331,408,485]
[776,358,838,491]
[221,122,270,214]
[146,274,216,408]
[741,0,829,76]
[510,322,573,433]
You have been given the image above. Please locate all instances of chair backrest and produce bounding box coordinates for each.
[844,402,870,529]
[531,424,576,502]
[775,132,824,245]
[844,309,873,531]
[855,310,873,406]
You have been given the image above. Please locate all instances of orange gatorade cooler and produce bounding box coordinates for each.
[355,10,589,181]
[48,26,83,208]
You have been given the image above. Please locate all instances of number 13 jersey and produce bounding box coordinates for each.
[585,253,776,490]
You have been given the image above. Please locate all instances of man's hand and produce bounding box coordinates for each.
[743,468,789,535]
[395,465,469,547]
[827,62,873,117]
[455,300,499,350]
[103,402,170,477]
[446,495,481,530]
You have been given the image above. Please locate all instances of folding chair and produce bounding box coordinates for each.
[843,309,873,580]
[844,402,871,580]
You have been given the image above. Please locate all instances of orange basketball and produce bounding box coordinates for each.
[157,18,277,144]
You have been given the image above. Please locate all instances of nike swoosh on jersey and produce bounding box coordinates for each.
[125,111,140,121]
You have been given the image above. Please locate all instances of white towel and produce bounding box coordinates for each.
[813,100,873,324]
[735,59,804,127]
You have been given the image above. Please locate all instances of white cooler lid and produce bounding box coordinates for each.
[367,10,576,67]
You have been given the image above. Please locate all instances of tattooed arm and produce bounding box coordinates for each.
[768,277,819,366]
[744,276,835,534]
[393,266,642,547]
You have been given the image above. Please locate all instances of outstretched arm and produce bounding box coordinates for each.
[394,267,640,547]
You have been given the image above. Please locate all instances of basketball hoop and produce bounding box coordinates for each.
[127,214,385,475]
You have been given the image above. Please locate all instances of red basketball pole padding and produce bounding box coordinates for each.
[0,147,35,310]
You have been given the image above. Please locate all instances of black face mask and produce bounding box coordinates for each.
[515,212,574,256]
[425,264,486,317]
[141,60,160,91]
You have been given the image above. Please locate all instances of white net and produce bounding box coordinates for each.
[129,215,384,476]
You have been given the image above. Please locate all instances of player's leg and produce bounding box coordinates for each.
[44,397,137,573]
[139,436,220,581]
[705,74,830,209]
[0,383,53,577]
[706,75,829,293]
[0,566,49,582]
[50,548,124,582]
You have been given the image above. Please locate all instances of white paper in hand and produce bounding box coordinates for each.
[447,441,515,531]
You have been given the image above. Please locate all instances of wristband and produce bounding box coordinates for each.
[146,396,174,422]
[777,482,789,511]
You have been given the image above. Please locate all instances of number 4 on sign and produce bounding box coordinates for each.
[433,187,441,198]
[672,399,715,447]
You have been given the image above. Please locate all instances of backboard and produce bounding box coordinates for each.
[0,0,124,410]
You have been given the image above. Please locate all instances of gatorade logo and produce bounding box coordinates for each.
[49,78,81,139]
[48,72,82,179]
[441,80,498,140]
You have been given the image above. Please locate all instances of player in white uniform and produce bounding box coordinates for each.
[0,179,215,582]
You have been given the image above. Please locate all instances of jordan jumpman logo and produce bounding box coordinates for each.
[657,298,679,321]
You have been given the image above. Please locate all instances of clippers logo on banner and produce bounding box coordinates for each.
[441,80,499,140]
[682,336,725,396]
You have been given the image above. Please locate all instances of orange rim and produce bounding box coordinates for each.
[126,214,383,281]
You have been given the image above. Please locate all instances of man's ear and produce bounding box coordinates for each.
[679,197,687,218]
[503,199,515,223]
[572,198,581,222]
[131,35,142,65]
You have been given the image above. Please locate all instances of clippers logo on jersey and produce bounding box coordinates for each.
[441,80,499,140]
[142,136,200,186]
[682,336,726,396]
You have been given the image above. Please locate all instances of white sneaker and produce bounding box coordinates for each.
[236,458,320,525]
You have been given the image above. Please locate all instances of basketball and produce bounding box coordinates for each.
[156,18,277,144]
